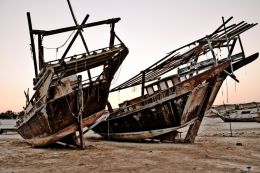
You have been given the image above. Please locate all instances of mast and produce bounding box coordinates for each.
[27,12,38,78]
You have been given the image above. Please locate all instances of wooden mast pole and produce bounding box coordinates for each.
[27,12,38,78]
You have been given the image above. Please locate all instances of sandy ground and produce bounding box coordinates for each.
[0,117,259,173]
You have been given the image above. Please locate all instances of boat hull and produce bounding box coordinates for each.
[17,46,129,146]
[93,53,259,141]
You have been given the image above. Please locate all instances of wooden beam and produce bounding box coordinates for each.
[60,14,89,61]
[238,35,245,59]
[38,34,44,70]
[27,12,38,78]
[67,0,90,55]
[77,75,85,149]
[32,18,121,36]
[141,71,145,97]
[184,76,218,143]
[109,23,115,48]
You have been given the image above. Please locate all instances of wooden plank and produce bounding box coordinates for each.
[25,110,104,147]
[32,18,121,36]
[60,14,89,61]
[98,118,197,141]
[184,76,218,143]
[27,12,38,77]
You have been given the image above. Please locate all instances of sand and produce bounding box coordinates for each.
[0,117,259,173]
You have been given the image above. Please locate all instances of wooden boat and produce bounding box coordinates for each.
[216,102,260,122]
[16,1,128,148]
[0,119,17,134]
[93,17,258,143]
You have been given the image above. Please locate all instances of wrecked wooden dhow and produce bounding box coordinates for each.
[215,102,260,122]
[93,17,258,143]
[16,2,128,148]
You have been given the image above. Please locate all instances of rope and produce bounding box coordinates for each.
[111,63,122,85]
[42,30,76,50]
[111,51,123,85]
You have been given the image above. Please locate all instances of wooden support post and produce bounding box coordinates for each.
[109,23,115,48]
[207,37,218,66]
[61,14,89,61]
[141,71,145,97]
[184,76,218,143]
[228,38,237,57]
[27,12,38,78]
[184,120,202,143]
[222,17,234,74]
[38,34,44,70]
[238,35,246,59]
[77,75,85,149]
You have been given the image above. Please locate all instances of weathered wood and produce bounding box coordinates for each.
[93,17,258,144]
[110,18,258,93]
[18,3,129,149]
[27,12,38,78]
[228,38,237,57]
[109,23,115,48]
[106,101,113,113]
[24,110,104,147]
[184,76,218,143]
[238,35,245,59]
[222,16,234,74]
[18,46,129,147]
[207,38,218,65]
[38,34,44,70]
[77,75,85,149]
[61,14,89,61]
[32,18,121,36]
[67,0,77,25]
[67,0,90,55]
[141,71,145,97]
[211,16,233,36]
[97,118,197,141]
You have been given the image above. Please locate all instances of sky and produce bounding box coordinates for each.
[0,0,259,112]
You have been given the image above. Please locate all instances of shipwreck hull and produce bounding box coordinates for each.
[17,45,129,146]
[18,83,108,139]
[92,17,258,143]
[97,118,197,141]
[93,62,230,140]
[93,83,212,141]
[93,53,259,141]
